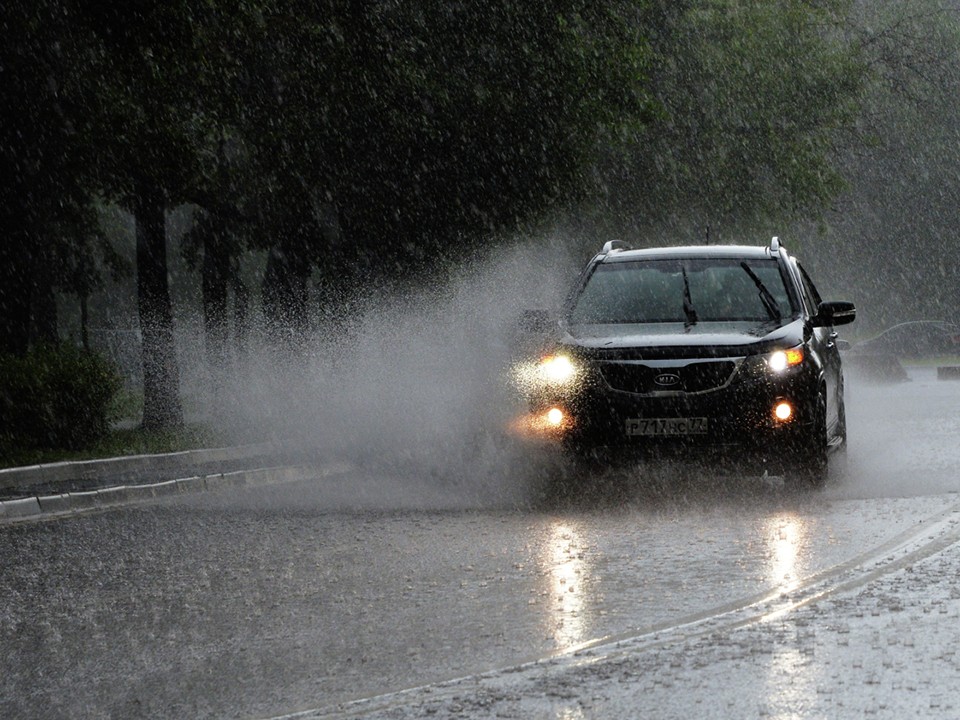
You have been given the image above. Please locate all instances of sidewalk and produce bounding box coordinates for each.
[0,443,328,524]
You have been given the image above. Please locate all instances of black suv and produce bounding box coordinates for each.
[512,238,856,485]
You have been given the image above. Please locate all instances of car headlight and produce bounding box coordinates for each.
[512,353,582,394]
[538,354,578,385]
[739,347,805,380]
[767,347,804,373]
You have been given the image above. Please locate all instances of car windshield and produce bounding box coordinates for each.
[569,257,795,325]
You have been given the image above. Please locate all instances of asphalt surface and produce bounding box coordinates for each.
[5,473,952,720]
[2,365,959,719]
[323,499,960,720]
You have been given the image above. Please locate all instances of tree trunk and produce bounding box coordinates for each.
[233,271,249,360]
[80,292,89,351]
[0,237,34,356]
[261,243,311,349]
[31,254,58,346]
[201,224,230,370]
[201,221,231,416]
[135,184,183,430]
[78,253,90,351]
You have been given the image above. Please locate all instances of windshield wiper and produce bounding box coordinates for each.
[739,262,782,322]
[682,266,698,328]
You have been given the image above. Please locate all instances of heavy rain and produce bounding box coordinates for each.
[3,1,960,718]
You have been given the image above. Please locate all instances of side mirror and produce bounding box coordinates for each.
[813,301,856,328]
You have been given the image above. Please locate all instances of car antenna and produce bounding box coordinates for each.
[705,224,711,245]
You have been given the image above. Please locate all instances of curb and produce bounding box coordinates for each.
[0,442,278,494]
[0,462,352,525]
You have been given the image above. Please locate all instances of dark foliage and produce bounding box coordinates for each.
[0,345,122,455]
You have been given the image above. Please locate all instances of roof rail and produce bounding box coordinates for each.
[769,236,781,254]
[601,240,632,254]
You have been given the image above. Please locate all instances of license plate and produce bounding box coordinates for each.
[625,417,708,436]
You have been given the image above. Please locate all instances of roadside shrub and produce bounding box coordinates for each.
[0,344,123,453]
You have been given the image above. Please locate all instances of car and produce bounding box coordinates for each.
[510,237,856,486]
[848,320,960,359]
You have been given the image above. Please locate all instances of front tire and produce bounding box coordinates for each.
[836,374,848,445]
[788,391,828,488]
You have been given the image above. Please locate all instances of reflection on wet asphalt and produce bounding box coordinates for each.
[1,367,958,719]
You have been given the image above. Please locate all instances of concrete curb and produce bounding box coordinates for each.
[0,442,277,494]
[0,497,42,520]
[0,462,352,525]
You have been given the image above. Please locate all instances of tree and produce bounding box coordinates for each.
[805,0,960,327]
[224,1,656,336]
[332,1,656,270]
[0,1,106,356]
[72,2,249,428]
[589,0,868,239]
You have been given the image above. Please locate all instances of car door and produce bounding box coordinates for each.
[796,263,843,432]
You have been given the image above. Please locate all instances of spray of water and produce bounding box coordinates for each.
[203,236,581,509]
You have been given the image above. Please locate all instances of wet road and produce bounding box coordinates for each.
[2,366,958,719]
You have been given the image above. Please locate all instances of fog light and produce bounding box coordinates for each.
[546,408,565,426]
[773,402,793,422]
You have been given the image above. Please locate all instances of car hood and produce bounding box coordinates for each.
[560,319,806,360]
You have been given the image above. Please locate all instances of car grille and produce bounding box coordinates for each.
[600,360,736,394]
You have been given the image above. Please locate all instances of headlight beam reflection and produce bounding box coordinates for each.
[538,521,592,652]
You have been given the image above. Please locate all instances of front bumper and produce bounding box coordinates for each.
[514,358,819,457]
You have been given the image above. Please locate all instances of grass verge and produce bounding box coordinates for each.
[0,424,225,470]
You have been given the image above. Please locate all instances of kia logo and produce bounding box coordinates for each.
[654,373,681,387]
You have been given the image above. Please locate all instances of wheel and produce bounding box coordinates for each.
[836,375,847,445]
[829,377,849,480]
[788,390,828,488]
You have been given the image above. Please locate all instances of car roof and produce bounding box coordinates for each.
[599,245,776,263]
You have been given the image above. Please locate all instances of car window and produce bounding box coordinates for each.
[796,263,823,312]
[569,258,794,324]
